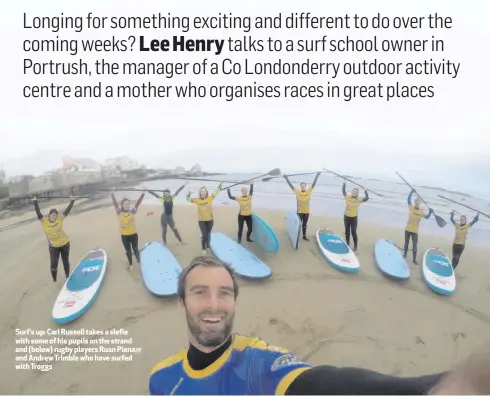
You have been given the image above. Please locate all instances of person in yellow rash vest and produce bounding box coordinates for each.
[111,187,146,270]
[342,183,369,252]
[187,183,223,254]
[32,195,75,282]
[404,189,433,265]
[227,182,254,244]
[283,172,321,241]
[449,211,479,270]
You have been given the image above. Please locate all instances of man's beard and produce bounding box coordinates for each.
[186,311,234,348]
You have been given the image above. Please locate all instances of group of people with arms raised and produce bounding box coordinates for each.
[32,171,479,281]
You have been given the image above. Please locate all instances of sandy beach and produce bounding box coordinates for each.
[0,200,489,394]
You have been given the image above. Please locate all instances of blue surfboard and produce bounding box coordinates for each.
[374,239,410,280]
[251,213,279,253]
[52,248,107,324]
[210,233,272,279]
[316,228,359,273]
[422,248,456,295]
[286,211,301,249]
[140,242,182,297]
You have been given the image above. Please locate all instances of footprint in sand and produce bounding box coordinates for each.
[123,316,138,324]
[452,332,466,340]
[268,317,295,335]
[66,383,79,394]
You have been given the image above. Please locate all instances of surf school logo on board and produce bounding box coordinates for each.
[433,276,449,286]
[327,239,342,244]
[433,259,450,267]
[341,258,351,264]
[63,300,76,308]
[263,236,269,244]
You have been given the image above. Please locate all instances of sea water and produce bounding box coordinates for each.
[137,173,489,248]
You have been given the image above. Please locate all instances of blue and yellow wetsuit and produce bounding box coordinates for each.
[149,334,444,395]
[150,334,309,395]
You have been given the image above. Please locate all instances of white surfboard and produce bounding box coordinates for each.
[422,247,456,295]
[316,228,359,273]
[52,248,107,324]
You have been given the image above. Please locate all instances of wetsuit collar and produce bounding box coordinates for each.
[186,335,232,371]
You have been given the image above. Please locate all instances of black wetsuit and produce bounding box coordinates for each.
[121,234,139,265]
[149,185,185,244]
[186,335,445,394]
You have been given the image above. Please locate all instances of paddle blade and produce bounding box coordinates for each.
[435,215,447,228]
[268,168,281,176]
[262,176,276,182]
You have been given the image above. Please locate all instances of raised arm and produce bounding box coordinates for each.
[133,191,146,212]
[450,211,456,225]
[186,192,193,203]
[283,175,295,191]
[172,184,185,198]
[407,189,415,205]
[227,189,236,200]
[424,208,433,219]
[212,183,222,198]
[363,190,369,203]
[311,172,321,189]
[111,191,120,212]
[342,183,347,197]
[470,214,479,227]
[249,183,254,196]
[32,198,43,220]
[63,199,75,217]
[148,190,160,199]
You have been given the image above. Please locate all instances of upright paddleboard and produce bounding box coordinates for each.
[422,248,456,295]
[210,233,272,279]
[140,242,182,297]
[374,239,410,280]
[52,248,107,325]
[251,213,279,254]
[286,211,301,249]
[316,228,359,273]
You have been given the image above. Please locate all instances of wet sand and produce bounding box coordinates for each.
[0,203,489,394]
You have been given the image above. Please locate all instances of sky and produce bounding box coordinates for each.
[0,0,489,195]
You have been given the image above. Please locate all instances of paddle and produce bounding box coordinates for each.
[32,195,93,200]
[221,168,281,191]
[262,171,323,182]
[323,168,386,198]
[438,194,490,219]
[99,188,151,192]
[395,172,446,228]
[175,177,242,183]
